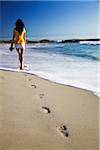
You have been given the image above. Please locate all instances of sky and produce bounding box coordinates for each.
[0,1,99,40]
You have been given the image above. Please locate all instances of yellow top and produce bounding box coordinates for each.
[14,28,26,45]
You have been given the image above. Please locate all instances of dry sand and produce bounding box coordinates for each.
[0,70,99,150]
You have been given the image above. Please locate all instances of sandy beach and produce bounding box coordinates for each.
[0,70,99,150]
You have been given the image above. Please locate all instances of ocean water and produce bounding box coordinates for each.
[0,42,100,97]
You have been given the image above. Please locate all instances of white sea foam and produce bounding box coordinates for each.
[0,43,100,98]
[79,41,100,45]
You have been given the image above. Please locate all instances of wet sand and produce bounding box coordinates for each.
[0,70,99,150]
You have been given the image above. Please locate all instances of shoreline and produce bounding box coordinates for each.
[0,70,99,150]
[0,68,99,99]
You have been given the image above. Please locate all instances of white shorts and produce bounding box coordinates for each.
[15,44,25,49]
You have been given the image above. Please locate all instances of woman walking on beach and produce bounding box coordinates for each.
[10,19,26,70]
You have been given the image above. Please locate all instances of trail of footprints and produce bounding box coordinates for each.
[28,76,69,138]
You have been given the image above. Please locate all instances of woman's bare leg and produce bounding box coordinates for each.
[20,49,24,69]
[16,48,20,63]
[16,48,24,69]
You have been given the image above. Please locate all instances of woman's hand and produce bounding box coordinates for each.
[9,40,14,51]
[9,46,14,51]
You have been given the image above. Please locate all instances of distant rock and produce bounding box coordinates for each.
[60,38,100,43]
[0,38,99,44]
[0,40,12,44]
[60,39,80,43]
[39,39,56,43]
[26,40,39,44]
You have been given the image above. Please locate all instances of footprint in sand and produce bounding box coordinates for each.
[0,76,5,79]
[24,74,27,77]
[26,78,37,88]
[31,84,37,88]
[41,106,51,114]
[39,93,44,99]
[56,125,69,137]
[28,78,32,81]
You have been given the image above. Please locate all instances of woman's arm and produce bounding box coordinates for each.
[23,31,26,48]
[10,29,15,50]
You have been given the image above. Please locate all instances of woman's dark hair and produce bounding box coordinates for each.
[15,19,25,35]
